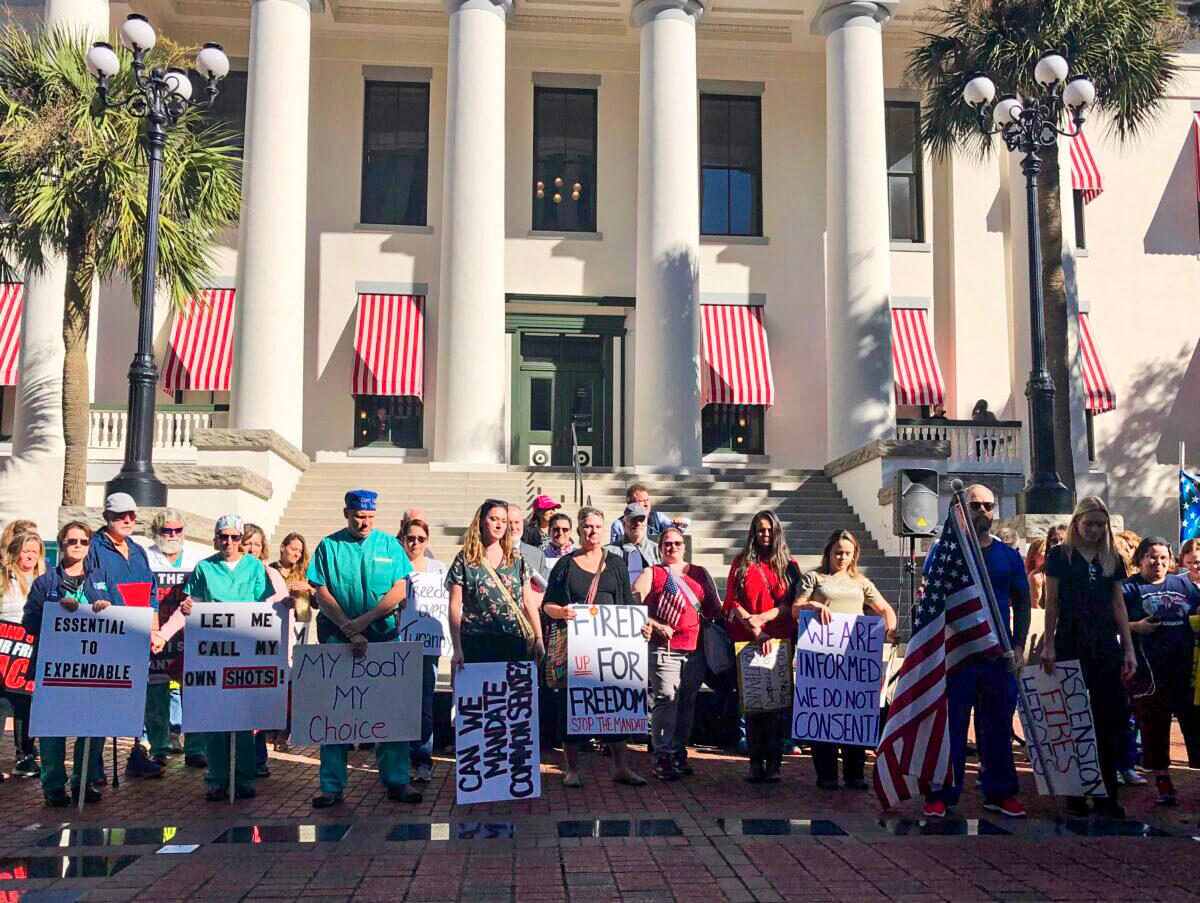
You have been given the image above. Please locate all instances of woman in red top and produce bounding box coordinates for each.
[724,510,802,783]
[634,528,722,782]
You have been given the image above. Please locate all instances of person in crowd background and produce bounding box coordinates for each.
[508,504,549,587]
[401,509,435,560]
[605,503,660,586]
[544,513,575,562]
[1180,538,1200,586]
[401,516,445,784]
[270,531,313,754]
[792,529,898,791]
[1123,537,1200,803]
[610,484,689,544]
[723,510,797,784]
[1025,538,1048,610]
[24,522,111,806]
[522,496,561,549]
[2,528,43,777]
[1042,496,1137,818]
[543,506,645,789]
[0,520,37,557]
[1114,530,1142,577]
[1110,528,1146,786]
[634,527,721,782]
[241,523,289,778]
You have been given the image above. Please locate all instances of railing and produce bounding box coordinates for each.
[897,418,1023,474]
[89,405,227,459]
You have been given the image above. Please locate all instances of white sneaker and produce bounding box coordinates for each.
[413,764,432,783]
[1120,768,1147,786]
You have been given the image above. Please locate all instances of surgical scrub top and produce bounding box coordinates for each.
[183,554,272,604]
[307,528,412,642]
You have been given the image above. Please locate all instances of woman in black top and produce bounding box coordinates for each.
[1042,496,1137,818]
[543,506,644,789]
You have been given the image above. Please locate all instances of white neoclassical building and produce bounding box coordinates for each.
[2,0,1199,545]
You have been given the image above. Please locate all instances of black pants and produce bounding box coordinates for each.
[462,633,530,665]
[2,691,34,758]
[1133,675,1200,771]
[1078,651,1127,803]
[810,742,865,784]
[746,710,787,771]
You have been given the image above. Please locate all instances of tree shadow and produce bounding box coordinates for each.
[1142,130,1199,256]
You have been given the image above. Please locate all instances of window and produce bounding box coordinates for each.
[702,404,764,455]
[1073,189,1087,250]
[700,94,762,236]
[885,101,924,243]
[360,81,430,227]
[532,87,597,232]
[354,396,423,449]
[189,70,248,155]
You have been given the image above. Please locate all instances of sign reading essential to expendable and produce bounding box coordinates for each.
[455,661,541,805]
[182,602,289,733]
[290,641,423,746]
[397,572,451,658]
[1018,660,1107,798]
[0,620,36,695]
[791,613,884,747]
[566,604,648,735]
[736,640,793,713]
[30,603,154,738]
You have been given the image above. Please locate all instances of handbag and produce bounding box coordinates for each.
[702,618,735,675]
[545,558,604,688]
[480,557,537,654]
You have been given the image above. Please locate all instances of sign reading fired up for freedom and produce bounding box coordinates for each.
[30,603,153,738]
[567,604,649,735]
[791,613,884,747]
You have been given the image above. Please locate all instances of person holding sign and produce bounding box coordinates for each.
[633,527,721,782]
[3,529,44,778]
[402,517,446,783]
[23,522,112,806]
[791,530,897,790]
[723,511,799,784]
[307,490,421,809]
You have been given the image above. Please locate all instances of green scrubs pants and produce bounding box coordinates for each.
[41,737,104,793]
[206,731,256,793]
[319,741,410,794]
[145,683,172,758]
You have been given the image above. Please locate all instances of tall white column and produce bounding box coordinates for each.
[433,0,510,464]
[630,0,705,468]
[818,0,896,461]
[230,0,312,449]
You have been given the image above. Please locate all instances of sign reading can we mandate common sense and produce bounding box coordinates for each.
[567,604,649,735]
[182,602,289,733]
[455,661,541,805]
[30,603,154,737]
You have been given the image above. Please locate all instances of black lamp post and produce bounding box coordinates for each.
[962,57,1096,515]
[85,15,229,506]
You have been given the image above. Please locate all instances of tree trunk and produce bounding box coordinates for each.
[60,220,96,506]
[1036,141,1077,493]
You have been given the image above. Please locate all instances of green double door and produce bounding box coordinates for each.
[513,332,610,468]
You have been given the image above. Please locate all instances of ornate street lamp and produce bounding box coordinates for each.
[963,56,1096,515]
[85,16,229,506]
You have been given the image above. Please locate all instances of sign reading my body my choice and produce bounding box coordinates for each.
[567,604,649,735]
[182,602,289,733]
[791,612,884,748]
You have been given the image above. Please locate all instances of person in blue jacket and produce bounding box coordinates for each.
[84,492,163,780]
[24,521,116,806]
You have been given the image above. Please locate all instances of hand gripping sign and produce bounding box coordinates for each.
[791,612,885,747]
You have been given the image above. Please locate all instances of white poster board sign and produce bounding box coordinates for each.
[182,602,289,733]
[397,573,451,658]
[291,641,423,745]
[1018,660,1107,798]
[30,603,153,738]
[792,613,884,747]
[736,640,793,713]
[566,604,648,735]
[455,661,541,805]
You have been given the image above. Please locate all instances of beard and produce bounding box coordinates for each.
[156,537,183,558]
[972,514,992,537]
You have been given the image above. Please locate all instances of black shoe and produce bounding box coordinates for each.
[125,749,163,779]
[185,754,208,769]
[256,764,271,778]
[1094,800,1126,819]
[235,786,257,800]
[844,778,869,790]
[91,773,108,787]
[312,791,343,809]
[745,761,766,784]
[71,785,101,805]
[43,788,70,808]
[671,753,694,777]
[816,778,840,791]
[13,755,38,778]
[152,755,168,768]
[653,756,677,782]
[387,784,423,803]
[1065,797,1090,818]
[205,786,226,802]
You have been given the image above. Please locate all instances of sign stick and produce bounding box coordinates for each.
[78,738,91,813]
[111,737,119,788]
[229,733,236,804]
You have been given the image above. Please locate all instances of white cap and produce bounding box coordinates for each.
[104,492,137,514]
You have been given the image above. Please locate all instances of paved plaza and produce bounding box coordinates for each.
[0,728,1196,902]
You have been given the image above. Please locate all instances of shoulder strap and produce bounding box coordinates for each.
[583,557,606,606]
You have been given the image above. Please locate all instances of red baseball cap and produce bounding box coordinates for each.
[532,495,561,511]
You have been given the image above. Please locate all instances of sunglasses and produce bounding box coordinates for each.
[157,526,184,536]
[661,541,684,549]
[550,527,571,534]
[968,501,996,512]
[403,534,427,544]
[63,538,90,548]
[110,512,137,522]
[216,533,243,543]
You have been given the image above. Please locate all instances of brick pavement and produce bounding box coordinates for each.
[0,731,1194,902]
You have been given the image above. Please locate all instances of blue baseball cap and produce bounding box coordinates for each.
[344,489,378,511]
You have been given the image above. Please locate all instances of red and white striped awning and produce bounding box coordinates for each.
[701,305,775,407]
[1079,312,1116,413]
[0,285,23,387]
[1069,130,1103,204]
[161,289,236,393]
[891,306,945,407]
[352,294,425,398]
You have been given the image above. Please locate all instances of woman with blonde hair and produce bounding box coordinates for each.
[1042,496,1137,817]
[1,530,43,776]
[240,524,290,775]
[1179,537,1200,586]
[0,520,37,555]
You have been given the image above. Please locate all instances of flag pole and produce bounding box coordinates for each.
[948,480,1057,801]
[1180,441,1186,545]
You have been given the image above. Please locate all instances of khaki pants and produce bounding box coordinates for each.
[649,647,705,757]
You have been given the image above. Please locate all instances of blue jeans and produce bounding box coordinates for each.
[409,656,437,771]
[169,686,182,732]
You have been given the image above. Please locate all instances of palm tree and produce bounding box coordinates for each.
[0,25,241,504]
[906,0,1186,490]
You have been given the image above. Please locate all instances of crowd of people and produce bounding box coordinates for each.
[0,479,1196,816]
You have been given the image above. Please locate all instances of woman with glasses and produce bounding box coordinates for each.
[543,513,575,562]
[1042,497,1137,817]
[543,506,646,788]
[401,517,446,784]
[2,530,44,777]
[23,522,112,806]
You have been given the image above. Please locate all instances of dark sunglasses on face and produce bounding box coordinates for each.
[661,541,684,549]
[550,527,571,534]
[403,534,427,544]
[111,512,137,522]
[157,526,184,536]
[63,538,90,548]
[217,533,243,543]
[969,501,996,512]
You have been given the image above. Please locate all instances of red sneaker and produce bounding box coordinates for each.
[983,797,1027,818]
[922,800,947,819]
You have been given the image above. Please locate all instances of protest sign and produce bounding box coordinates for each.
[30,603,153,737]
[182,602,289,733]
[455,661,540,804]
[736,640,793,713]
[791,612,884,747]
[291,641,422,745]
[397,572,451,657]
[566,604,648,735]
[1018,660,1107,798]
[0,621,36,694]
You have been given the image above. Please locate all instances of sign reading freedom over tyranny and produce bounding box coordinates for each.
[1018,660,1107,798]
[736,640,793,713]
[0,620,36,695]
[182,602,289,734]
[792,612,884,747]
[397,572,452,658]
[567,604,649,735]
[29,603,153,738]
[455,661,540,805]
[291,641,422,746]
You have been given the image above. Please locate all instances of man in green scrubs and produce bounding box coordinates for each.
[307,489,419,808]
[180,515,272,801]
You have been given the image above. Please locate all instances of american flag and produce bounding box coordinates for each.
[1181,470,1200,544]
[655,568,688,628]
[873,504,1004,809]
